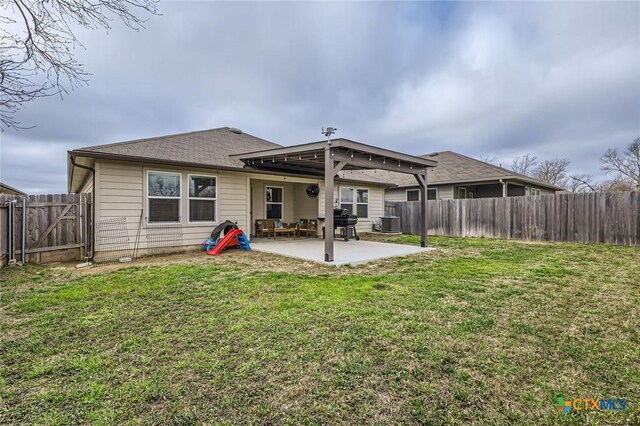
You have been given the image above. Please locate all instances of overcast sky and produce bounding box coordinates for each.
[1,1,639,193]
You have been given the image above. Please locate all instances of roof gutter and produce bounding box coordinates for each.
[396,175,563,191]
[69,150,397,187]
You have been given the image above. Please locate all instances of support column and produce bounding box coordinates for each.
[324,146,334,262]
[416,172,428,247]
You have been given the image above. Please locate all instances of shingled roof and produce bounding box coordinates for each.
[72,127,280,169]
[69,128,561,191]
[69,127,397,187]
[358,151,563,190]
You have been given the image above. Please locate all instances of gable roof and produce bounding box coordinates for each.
[72,127,281,170]
[68,127,399,191]
[364,151,563,190]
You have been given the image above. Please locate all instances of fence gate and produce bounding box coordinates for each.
[1,194,92,266]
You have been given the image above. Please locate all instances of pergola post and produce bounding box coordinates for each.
[324,145,334,262]
[416,172,428,247]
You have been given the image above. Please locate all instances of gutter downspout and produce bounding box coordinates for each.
[70,154,95,260]
[499,179,507,198]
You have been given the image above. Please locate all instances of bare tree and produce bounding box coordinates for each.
[569,173,597,192]
[1,0,158,128]
[599,176,635,192]
[533,158,570,188]
[600,137,640,189]
[479,155,498,165]
[511,153,537,176]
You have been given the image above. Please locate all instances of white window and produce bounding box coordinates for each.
[530,187,541,196]
[406,188,438,201]
[340,187,369,218]
[406,189,420,201]
[147,171,181,223]
[456,187,467,199]
[266,186,283,219]
[188,175,217,223]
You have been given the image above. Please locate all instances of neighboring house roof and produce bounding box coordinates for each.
[361,151,564,191]
[0,182,26,195]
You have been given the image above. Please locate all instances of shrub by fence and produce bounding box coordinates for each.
[385,191,639,246]
[1,194,92,265]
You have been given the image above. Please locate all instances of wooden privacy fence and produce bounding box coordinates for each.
[385,191,640,246]
[1,194,92,265]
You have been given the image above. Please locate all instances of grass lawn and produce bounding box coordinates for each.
[1,235,638,425]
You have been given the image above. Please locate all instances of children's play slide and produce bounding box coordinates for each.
[206,229,251,256]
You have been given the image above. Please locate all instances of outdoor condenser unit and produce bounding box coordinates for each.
[380,216,401,233]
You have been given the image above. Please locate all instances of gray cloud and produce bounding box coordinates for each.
[1,1,638,193]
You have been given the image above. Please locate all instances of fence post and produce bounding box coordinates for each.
[21,197,26,264]
[7,200,15,265]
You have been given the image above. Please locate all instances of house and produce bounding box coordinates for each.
[382,151,563,201]
[67,127,436,261]
[0,182,26,196]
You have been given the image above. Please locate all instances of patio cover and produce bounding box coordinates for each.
[231,138,437,262]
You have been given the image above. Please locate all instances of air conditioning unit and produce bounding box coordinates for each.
[380,216,401,233]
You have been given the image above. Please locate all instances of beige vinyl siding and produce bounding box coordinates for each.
[318,182,385,233]
[95,160,249,251]
[250,180,320,223]
[250,180,296,223]
[293,183,319,220]
[80,174,94,194]
[536,186,557,195]
[94,159,388,251]
[436,185,454,199]
[385,187,408,202]
[385,185,453,201]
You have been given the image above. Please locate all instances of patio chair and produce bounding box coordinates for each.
[300,219,318,238]
[256,219,274,239]
[297,219,308,237]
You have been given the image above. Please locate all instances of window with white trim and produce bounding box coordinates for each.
[406,189,419,201]
[340,187,369,218]
[406,188,438,201]
[266,186,283,219]
[147,171,181,223]
[456,187,467,199]
[189,175,216,222]
[530,187,541,196]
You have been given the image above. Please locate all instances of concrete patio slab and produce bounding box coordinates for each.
[250,238,434,265]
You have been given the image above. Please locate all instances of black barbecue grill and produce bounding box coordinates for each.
[321,208,360,241]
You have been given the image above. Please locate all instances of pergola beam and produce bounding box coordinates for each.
[330,151,429,175]
[243,162,324,176]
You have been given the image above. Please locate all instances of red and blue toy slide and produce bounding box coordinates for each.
[206,229,251,256]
